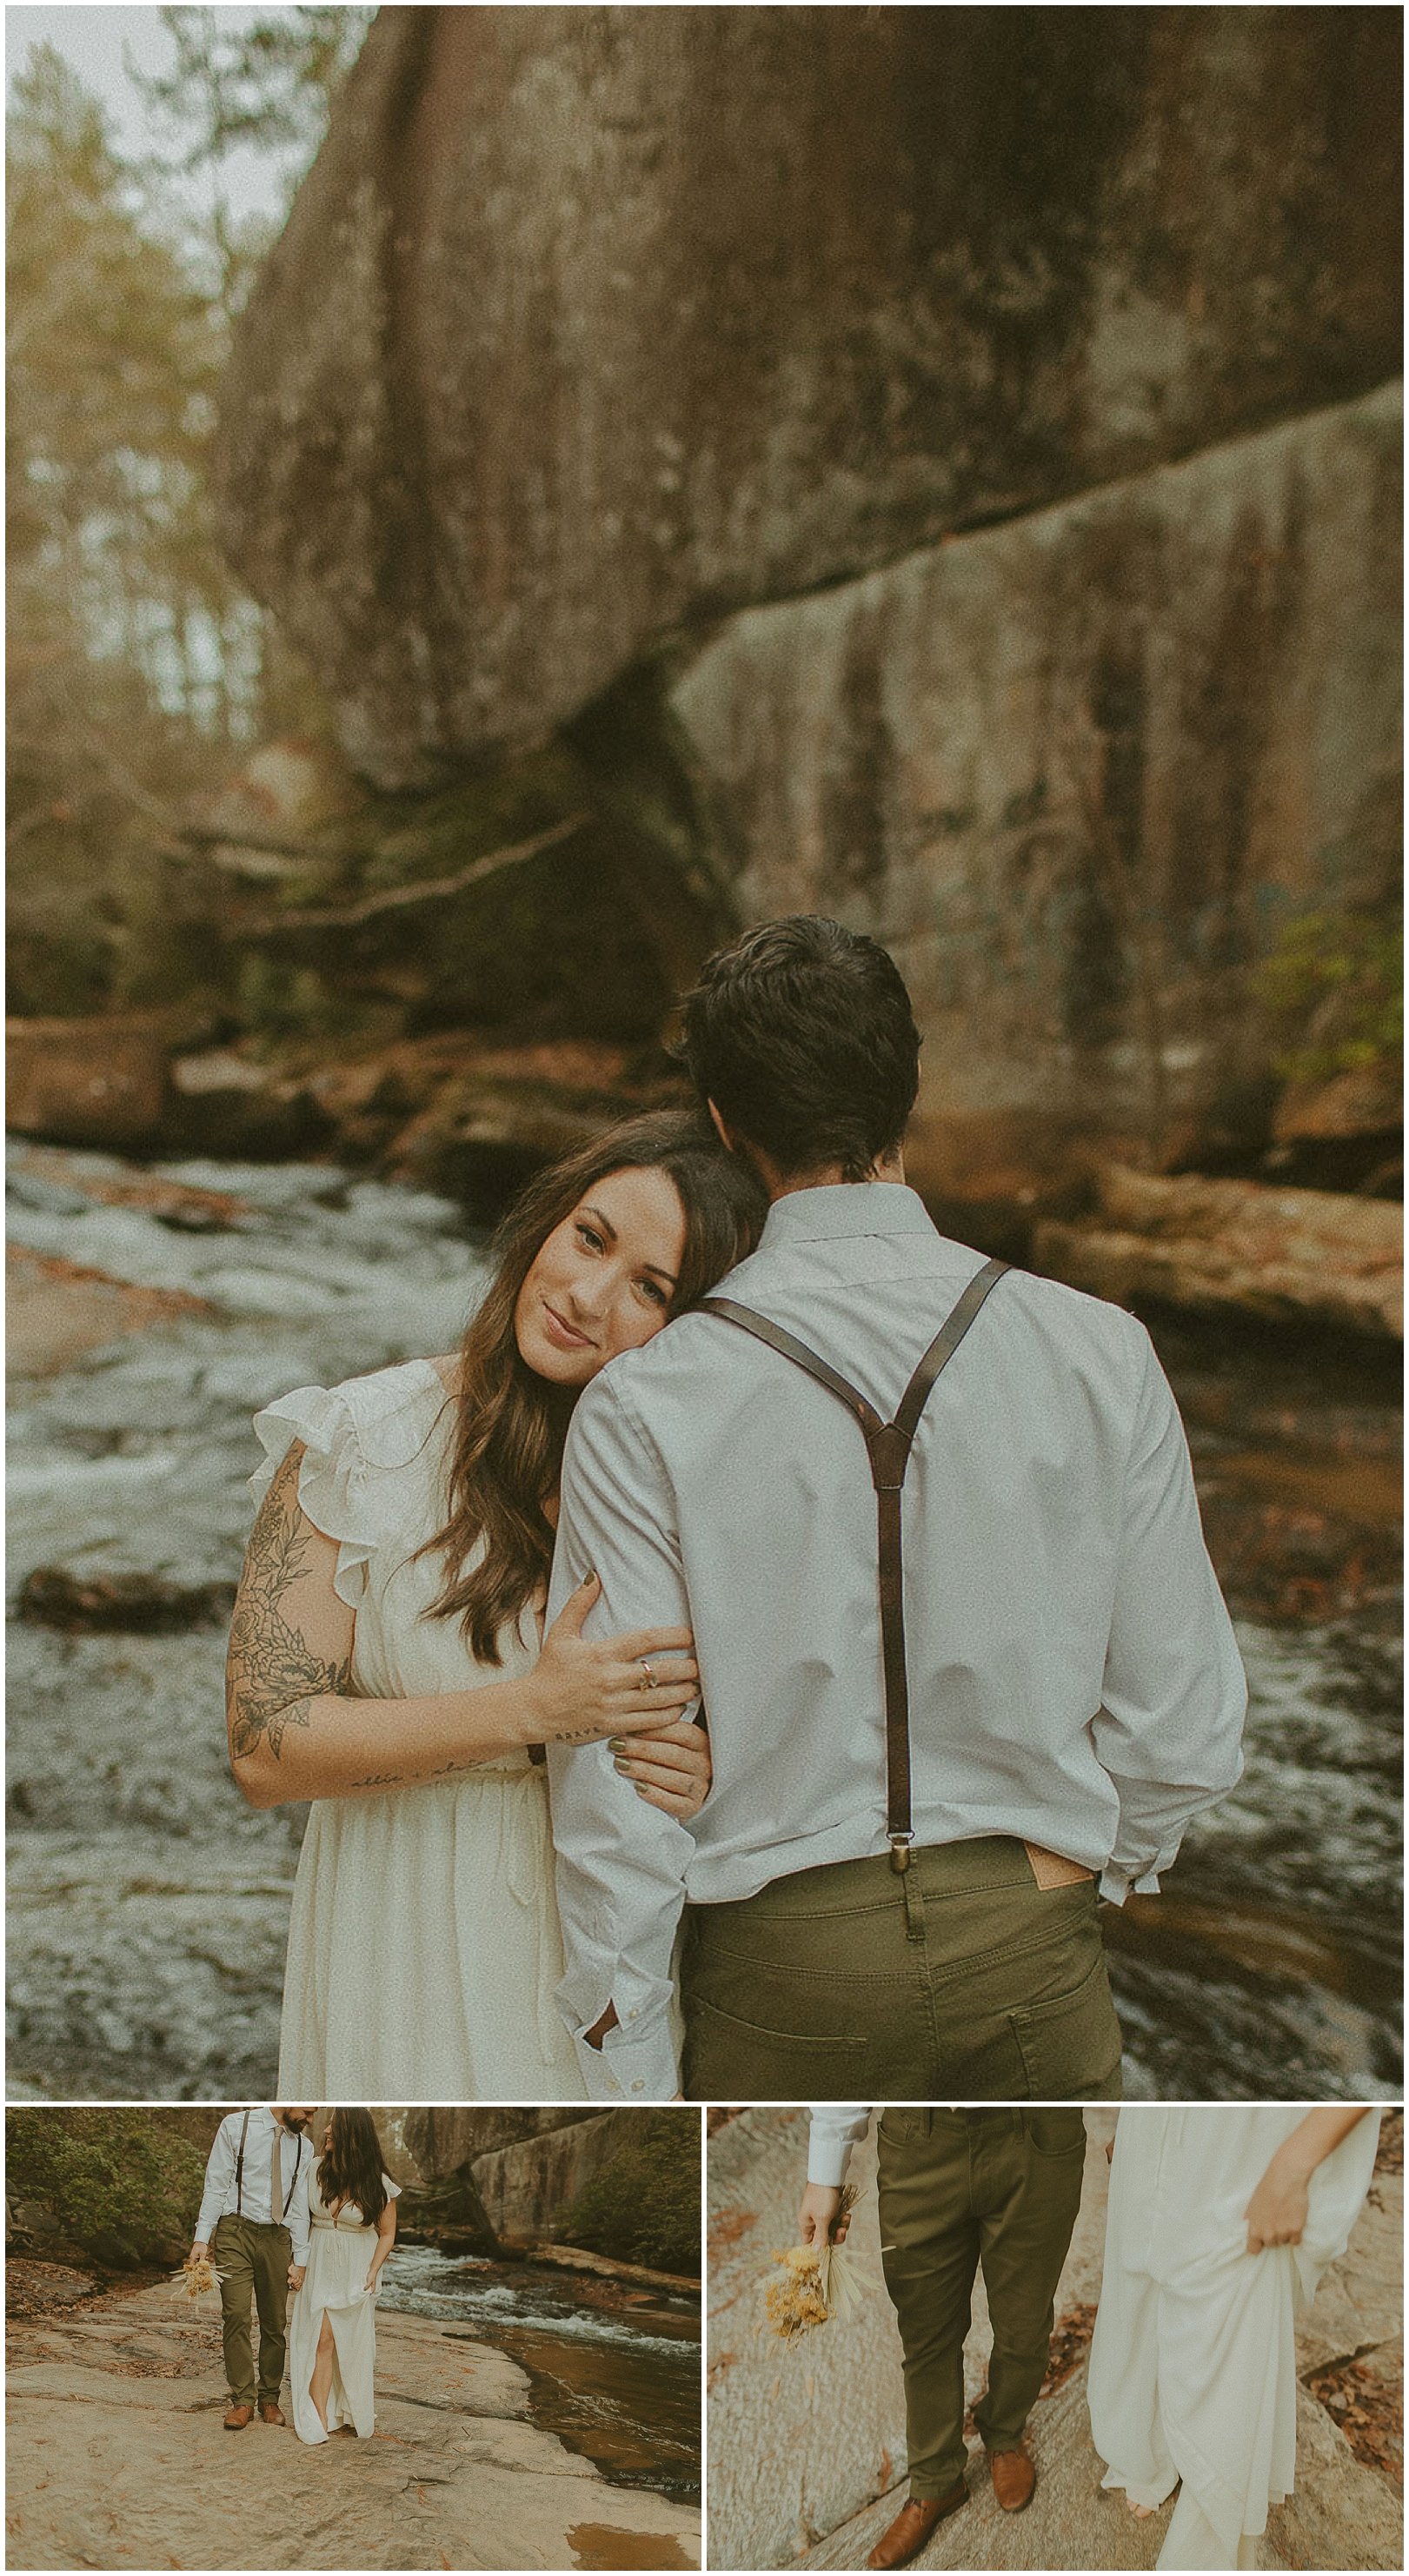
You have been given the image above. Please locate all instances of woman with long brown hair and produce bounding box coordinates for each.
[226,1110,765,2096]
[289,2108,400,2444]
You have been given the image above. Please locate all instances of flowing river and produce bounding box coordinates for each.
[5,1140,1400,2101]
[378,2243,701,2504]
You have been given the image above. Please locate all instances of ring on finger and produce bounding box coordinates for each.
[638,1658,655,1690]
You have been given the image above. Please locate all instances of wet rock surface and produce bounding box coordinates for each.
[17,1566,238,1633]
[670,384,1401,1190]
[708,2109,1402,2573]
[4,2273,701,2572]
[1037,1166,1402,1341]
[6,1143,482,2099]
[6,1017,170,1151]
[5,1144,1400,2101]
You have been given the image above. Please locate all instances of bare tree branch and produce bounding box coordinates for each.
[229,813,590,933]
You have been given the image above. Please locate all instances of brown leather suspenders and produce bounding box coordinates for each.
[699,1256,1010,1872]
[233,2108,302,2222]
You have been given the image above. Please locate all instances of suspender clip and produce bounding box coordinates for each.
[867,1425,911,1490]
[889,1835,914,1873]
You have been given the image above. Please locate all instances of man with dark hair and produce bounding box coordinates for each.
[675,913,923,1180]
[190,2104,316,2429]
[547,915,1246,2102]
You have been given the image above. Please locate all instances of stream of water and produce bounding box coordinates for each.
[5,1141,1400,2100]
[378,2242,701,2503]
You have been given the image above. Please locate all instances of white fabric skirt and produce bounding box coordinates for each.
[1088,2108,1380,2572]
[276,1765,586,2099]
[289,2221,379,2443]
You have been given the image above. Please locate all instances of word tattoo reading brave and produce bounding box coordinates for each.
[227,1454,351,1761]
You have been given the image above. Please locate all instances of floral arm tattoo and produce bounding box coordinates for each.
[227,1450,351,1762]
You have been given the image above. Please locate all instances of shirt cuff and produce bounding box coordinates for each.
[806,2135,854,2188]
[573,2021,680,2101]
[1099,1860,1165,1902]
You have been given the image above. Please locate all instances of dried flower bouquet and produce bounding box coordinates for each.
[761,2183,876,2347]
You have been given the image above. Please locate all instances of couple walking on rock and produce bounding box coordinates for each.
[189,2105,399,2445]
[799,2104,1381,2572]
[227,914,1247,2101]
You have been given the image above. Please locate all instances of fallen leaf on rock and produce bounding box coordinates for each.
[707,2208,757,2259]
[1305,2355,1403,2481]
[1040,2303,1099,2398]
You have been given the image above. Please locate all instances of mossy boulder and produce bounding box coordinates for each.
[561,2111,701,2276]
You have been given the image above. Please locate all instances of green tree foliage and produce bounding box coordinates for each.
[562,2115,701,2276]
[130,6,375,317]
[6,49,229,1006]
[135,6,374,178]
[1257,906,1403,1083]
[5,13,369,1015]
[6,2108,207,2259]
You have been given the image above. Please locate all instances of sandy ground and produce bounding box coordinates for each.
[707,2108,1403,2572]
[4,2274,700,2572]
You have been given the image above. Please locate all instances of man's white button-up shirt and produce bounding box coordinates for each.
[195,2108,313,2264]
[547,1183,1246,2101]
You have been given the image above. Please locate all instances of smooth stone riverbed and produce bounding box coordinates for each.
[4,2271,701,2571]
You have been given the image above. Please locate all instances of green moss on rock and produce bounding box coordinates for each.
[561,2112,700,2274]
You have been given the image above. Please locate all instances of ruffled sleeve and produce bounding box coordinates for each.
[249,1362,446,1611]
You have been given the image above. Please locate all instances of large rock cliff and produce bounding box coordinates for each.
[670,384,1400,1197]
[395,2106,687,2254]
[216,5,1401,1207]
[220,4,1399,784]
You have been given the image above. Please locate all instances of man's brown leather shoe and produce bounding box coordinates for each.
[223,2403,254,2431]
[866,2480,968,2569]
[258,2401,286,2426]
[988,2447,1037,2513]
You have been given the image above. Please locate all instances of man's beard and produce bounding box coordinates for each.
[282,2115,309,2131]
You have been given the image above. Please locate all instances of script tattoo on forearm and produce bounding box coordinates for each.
[348,1756,482,1789]
[227,1451,351,1761]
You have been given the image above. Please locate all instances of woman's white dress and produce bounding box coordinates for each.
[289,2173,402,2443]
[255,1359,585,2099]
[1087,2107,1381,2570]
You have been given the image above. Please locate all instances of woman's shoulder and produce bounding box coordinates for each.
[249,1360,456,1600]
[254,1358,452,1477]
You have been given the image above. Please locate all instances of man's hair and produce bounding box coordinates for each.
[676,915,921,1179]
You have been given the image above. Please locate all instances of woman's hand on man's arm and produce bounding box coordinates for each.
[522,1574,699,1744]
[226,1461,703,1809]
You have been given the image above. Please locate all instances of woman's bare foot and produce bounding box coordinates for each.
[1127,2499,1155,2520]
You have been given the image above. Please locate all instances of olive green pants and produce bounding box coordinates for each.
[877,2107,1088,2496]
[213,2213,292,2407]
[681,1836,1123,2099]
